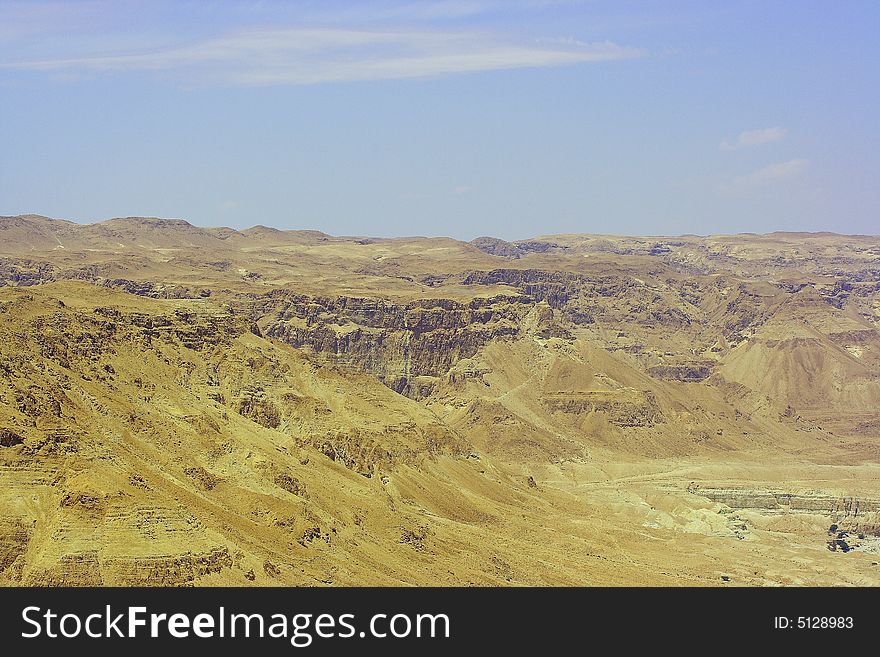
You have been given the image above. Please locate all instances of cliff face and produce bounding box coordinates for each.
[249,266,728,400]
[260,294,528,396]
[691,487,880,536]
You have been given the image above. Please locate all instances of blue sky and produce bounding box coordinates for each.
[0,0,877,239]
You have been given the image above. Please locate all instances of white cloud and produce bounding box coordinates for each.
[1,26,642,86]
[720,126,787,151]
[724,158,809,194]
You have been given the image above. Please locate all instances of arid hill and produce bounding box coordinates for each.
[1,214,879,585]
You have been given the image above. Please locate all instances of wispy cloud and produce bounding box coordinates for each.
[311,0,500,23]
[722,158,809,195]
[1,25,642,86]
[309,1,601,24]
[720,126,787,151]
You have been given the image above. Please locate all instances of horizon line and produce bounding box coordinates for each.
[2,212,879,242]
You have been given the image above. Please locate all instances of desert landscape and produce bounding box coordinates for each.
[0,213,878,586]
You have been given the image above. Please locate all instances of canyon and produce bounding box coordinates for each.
[1,214,879,585]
